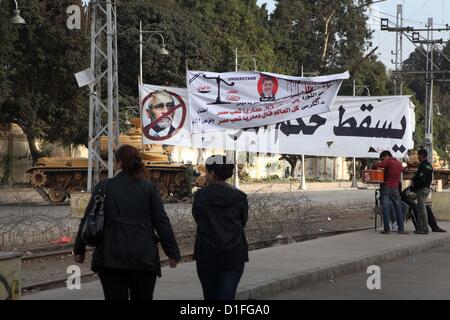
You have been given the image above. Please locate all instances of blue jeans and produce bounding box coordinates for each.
[380,185,404,232]
[196,261,245,300]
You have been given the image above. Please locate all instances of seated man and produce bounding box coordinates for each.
[400,186,446,233]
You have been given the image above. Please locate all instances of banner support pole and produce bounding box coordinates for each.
[300,155,307,190]
[233,47,240,188]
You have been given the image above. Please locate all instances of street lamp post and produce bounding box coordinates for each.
[139,20,169,84]
[0,0,26,24]
[1,0,25,185]
[136,21,169,152]
[233,48,258,189]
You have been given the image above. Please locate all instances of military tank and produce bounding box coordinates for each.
[27,118,194,205]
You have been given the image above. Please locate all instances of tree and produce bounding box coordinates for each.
[270,0,373,76]
[280,154,301,177]
[116,0,279,112]
[0,0,90,164]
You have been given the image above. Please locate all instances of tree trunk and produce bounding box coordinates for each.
[321,9,335,69]
[22,126,41,166]
[281,155,300,178]
[290,159,298,177]
[359,158,367,179]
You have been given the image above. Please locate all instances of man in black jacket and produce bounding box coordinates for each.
[410,149,434,234]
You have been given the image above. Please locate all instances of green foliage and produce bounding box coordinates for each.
[270,0,373,75]
[39,141,55,158]
[0,0,89,162]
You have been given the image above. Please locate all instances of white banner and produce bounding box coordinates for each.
[187,70,349,133]
[194,96,415,158]
[140,85,415,159]
[139,84,192,147]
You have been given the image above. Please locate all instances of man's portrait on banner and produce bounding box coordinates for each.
[142,90,186,141]
[258,75,278,102]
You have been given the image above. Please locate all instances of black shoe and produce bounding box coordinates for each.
[397,231,409,234]
[432,228,447,233]
[380,231,390,234]
[414,230,428,234]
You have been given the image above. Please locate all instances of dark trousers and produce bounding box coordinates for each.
[410,205,440,231]
[98,268,157,300]
[196,261,245,300]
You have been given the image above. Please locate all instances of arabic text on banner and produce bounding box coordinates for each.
[140,85,415,159]
[187,70,350,133]
[193,96,415,158]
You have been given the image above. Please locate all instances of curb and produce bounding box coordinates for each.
[235,235,450,300]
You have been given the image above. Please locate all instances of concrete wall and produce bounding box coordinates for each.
[433,191,450,221]
[0,124,32,184]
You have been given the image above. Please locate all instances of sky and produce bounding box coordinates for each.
[257,0,450,70]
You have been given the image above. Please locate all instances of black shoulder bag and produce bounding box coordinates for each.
[81,180,108,246]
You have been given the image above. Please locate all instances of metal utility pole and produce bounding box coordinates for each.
[398,4,404,95]
[425,18,434,164]
[87,0,119,192]
[390,4,404,95]
[381,5,408,96]
[409,19,445,165]
[381,14,450,166]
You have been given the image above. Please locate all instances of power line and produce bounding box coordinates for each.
[407,0,433,21]
[369,7,448,27]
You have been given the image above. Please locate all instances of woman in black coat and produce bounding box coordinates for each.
[73,145,180,300]
[192,155,249,300]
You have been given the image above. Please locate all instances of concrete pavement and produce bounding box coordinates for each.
[270,242,450,300]
[23,221,450,300]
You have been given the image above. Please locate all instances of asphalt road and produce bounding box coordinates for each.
[270,243,450,300]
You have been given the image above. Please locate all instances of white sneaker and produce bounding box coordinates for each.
[391,222,398,232]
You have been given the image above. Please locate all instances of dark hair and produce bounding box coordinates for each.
[205,155,234,181]
[418,149,428,158]
[115,145,148,180]
[380,150,392,158]
[262,76,274,83]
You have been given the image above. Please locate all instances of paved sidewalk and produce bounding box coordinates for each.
[270,243,450,300]
[23,221,450,300]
